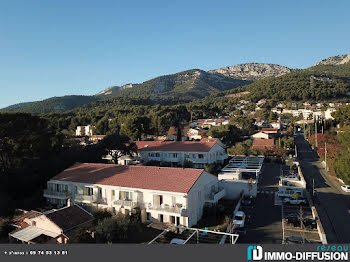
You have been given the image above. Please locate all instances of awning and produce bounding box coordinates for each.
[9,226,60,243]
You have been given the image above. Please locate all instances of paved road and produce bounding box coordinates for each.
[238,163,283,244]
[295,134,350,243]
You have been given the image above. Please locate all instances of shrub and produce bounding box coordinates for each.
[0,219,13,239]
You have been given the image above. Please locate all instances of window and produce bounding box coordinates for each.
[74,186,78,194]
[198,154,204,159]
[119,191,132,201]
[83,187,93,196]
[146,212,151,221]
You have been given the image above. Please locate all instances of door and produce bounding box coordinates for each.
[176,217,180,226]
[159,214,164,223]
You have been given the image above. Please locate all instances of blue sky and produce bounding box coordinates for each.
[0,0,349,108]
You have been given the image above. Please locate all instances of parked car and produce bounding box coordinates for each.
[302,218,318,229]
[341,185,350,193]
[285,236,312,244]
[284,213,300,227]
[233,211,246,228]
[283,197,307,205]
[170,238,185,244]
[283,174,298,180]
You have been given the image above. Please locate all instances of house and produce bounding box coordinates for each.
[193,118,230,128]
[135,138,228,168]
[9,205,93,244]
[250,131,270,140]
[187,128,204,140]
[324,108,336,120]
[252,139,275,150]
[88,135,105,144]
[261,128,279,134]
[218,156,264,199]
[270,122,281,130]
[75,125,95,137]
[43,163,225,227]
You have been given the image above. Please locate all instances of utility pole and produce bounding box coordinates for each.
[325,142,327,171]
[314,117,318,149]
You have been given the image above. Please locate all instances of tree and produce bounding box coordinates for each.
[0,113,63,172]
[207,125,241,147]
[68,228,95,243]
[121,116,150,140]
[0,219,13,239]
[97,133,137,163]
[95,214,131,243]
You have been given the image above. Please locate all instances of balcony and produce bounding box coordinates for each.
[185,157,207,164]
[74,195,107,204]
[44,189,71,199]
[205,188,226,203]
[148,204,187,216]
[113,199,138,208]
[148,156,161,161]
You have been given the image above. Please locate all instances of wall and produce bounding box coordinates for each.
[25,215,62,234]
[187,171,220,227]
[221,180,257,199]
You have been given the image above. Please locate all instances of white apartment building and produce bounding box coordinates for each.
[135,138,228,168]
[75,125,95,136]
[44,163,226,227]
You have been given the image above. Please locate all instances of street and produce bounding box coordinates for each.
[238,163,283,243]
[295,134,350,243]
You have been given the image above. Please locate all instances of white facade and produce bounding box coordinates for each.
[138,142,228,168]
[44,171,224,227]
[187,128,203,140]
[75,125,95,136]
[251,131,270,140]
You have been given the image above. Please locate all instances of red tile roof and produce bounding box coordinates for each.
[11,210,41,226]
[136,138,218,152]
[51,163,204,193]
[252,139,275,149]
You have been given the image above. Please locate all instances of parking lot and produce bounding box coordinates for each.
[236,162,322,244]
[282,204,321,243]
[237,163,283,243]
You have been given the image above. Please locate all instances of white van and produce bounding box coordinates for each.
[278,187,304,198]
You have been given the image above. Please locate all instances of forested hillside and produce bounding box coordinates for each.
[240,63,350,102]
[1,95,99,114]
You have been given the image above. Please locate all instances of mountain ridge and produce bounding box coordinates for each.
[2,54,348,114]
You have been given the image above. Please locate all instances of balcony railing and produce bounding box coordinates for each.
[148,156,161,161]
[113,199,138,207]
[44,189,71,199]
[74,195,107,204]
[148,204,187,216]
[185,157,207,163]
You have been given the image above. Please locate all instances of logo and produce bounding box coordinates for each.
[247,246,263,260]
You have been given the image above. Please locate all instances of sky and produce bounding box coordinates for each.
[0,0,349,108]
